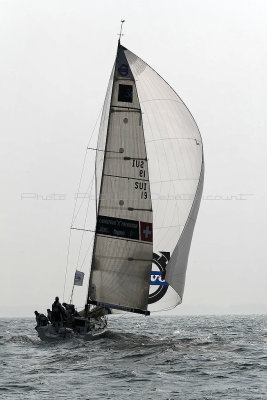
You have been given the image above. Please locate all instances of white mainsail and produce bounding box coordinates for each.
[88,45,153,313]
[87,43,204,313]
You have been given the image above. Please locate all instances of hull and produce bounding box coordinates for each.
[36,325,74,341]
[36,317,107,341]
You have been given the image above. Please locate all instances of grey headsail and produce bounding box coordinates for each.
[124,48,204,311]
[88,44,153,313]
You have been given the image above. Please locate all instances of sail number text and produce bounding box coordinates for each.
[132,159,148,199]
[132,159,146,178]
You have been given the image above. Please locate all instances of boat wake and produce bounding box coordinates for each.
[7,335,38,345]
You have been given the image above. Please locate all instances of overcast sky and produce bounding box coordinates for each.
[0,0,266,317]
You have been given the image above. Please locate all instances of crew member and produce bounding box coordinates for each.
[51,297,65,331]
[34,311,48,329]
[47,309,52,323]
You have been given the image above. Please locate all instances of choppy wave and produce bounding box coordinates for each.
[0,315,266,399]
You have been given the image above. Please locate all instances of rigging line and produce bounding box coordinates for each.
[71,106,103,227]
[62,228,73,302]
[76,176,95,267]
[70,235,94,303]
[87,147,123,154]
[72,175,94,226]
[71,227,95,232]
[88,148,147,161]
[70,176,95,303]
[80,236,94,269]
[64,106,103,302]
[72,155,103,226]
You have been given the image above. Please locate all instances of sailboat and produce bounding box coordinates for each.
[35,32,204,341]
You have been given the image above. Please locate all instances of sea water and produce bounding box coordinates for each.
[0,315,266,399]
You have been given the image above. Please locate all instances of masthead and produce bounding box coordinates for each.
[118,19,125,44]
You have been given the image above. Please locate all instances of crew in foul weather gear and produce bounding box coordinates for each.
[34,311,49,329]
[62,303,80,329]
[47,309,52,322]
[51,297,65,331]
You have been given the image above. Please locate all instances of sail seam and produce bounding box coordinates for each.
[99,206,152,212]
[103,173,149,181]
[154,224,184,229]
[95,233,152,245]
[140,98,182,103]
[146,137,200,143]
[95,255,152,261]
[151,178,198,183]
[111,105,141,111]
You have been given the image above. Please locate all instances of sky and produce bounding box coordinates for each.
[0,0,266,317]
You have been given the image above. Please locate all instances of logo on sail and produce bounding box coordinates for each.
[96,216,153,243]
[148,252,170,304]
[96,215,139,240]
[140,222,152,242]
[118,63,129,77]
